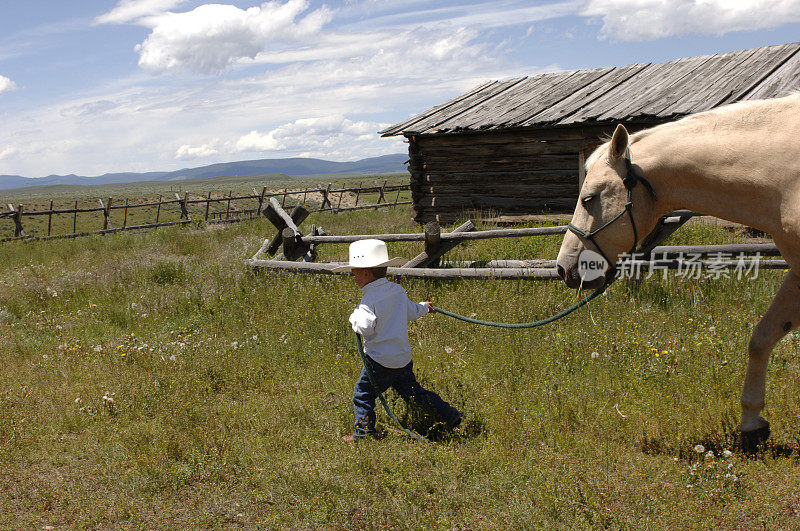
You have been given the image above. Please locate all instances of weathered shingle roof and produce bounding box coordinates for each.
[381,42,800,137]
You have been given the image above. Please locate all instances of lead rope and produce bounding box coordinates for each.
[354,280,612,441]
[431,281,610,328]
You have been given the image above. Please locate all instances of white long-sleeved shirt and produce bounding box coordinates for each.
[349,277,429,368]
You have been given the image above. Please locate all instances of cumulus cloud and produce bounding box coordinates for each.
[175,141,220,160]
[235,115,402,158]
[135,0,332,74]
[0,75,18,96]
[582,0,800,41]
[94,0,187,25]
[0,146,17,161]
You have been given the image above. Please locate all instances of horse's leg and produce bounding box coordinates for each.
[740,270,800,448]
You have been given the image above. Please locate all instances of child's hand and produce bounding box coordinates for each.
[424,302,435,314]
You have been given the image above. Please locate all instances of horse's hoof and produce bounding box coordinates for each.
[740,423,771,453]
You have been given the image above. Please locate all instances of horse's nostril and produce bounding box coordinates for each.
[556,265,565,280]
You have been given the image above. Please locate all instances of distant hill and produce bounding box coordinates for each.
[0,154,408,191]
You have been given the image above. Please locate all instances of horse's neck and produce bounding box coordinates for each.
[634,120,788,234]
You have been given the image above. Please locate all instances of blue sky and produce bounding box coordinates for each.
[1,0,799,177]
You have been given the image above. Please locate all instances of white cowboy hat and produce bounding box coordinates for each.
[331,239,407,272]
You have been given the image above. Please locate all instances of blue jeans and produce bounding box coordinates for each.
[353,355,461,438]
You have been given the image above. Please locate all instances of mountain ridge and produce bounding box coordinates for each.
[0,154,407,191]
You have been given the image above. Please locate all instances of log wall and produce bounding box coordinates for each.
[405,123,658,223]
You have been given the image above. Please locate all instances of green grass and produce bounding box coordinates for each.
[1,207,799,528]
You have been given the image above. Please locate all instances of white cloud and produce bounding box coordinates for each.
[0,75,18,96]
[582,0,800,41]
[175,141,220,160]
[94,0,187,25]
[235,115,403,158]
[0,146,17,161]
[135,0,332,74]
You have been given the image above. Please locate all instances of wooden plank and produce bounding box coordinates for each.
[715,43,800,106]
[267,197,299,235]
[246,258,561,280]
[652,48,761,116]
[437,71,579,130]
[658,44,798,116]
[420,157,578,174]
[592,54,716,121]
[402,78,528,135]
[264,203,310,256]
[418,184,578,198]
[402,220,476,268]
[380,80,497,136]
[485,68,615,129]
[536,63,651,125]
[741,44,800,100]
[420,170,579,184]
[415,140,583,158]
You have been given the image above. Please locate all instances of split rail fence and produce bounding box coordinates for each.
[247,204,787,281]
[0,181,410,243]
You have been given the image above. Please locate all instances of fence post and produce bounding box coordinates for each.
[205,191,212,221]
[257,186,267,216]
[377,180,387,205]
[321,183,332,211]
[7,204,26,238]
[99,197,113,230]
[47,200,53,236]
[354,181,362,206]
[73,201,78,234]
[225,190,232,219]
[175,192,189,220]
[281,188,288,207]
[394,186,401,205]
[156,195,162,223]
[123,198,129,228]
[336,188,344,212]
[302,188,308,205]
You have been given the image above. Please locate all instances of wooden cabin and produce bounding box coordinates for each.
[380,42,800,223]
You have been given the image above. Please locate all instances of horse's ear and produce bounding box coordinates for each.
[609,124,629,161]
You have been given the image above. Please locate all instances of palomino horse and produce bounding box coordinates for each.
[556,93,800,449]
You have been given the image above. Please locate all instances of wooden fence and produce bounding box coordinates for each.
[0,181,410,243]
[246,204,786,281]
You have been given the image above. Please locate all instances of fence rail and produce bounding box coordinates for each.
[246,203,785,282]
[0,181,411,243]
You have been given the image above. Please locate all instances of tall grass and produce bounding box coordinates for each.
[1,209,799,527]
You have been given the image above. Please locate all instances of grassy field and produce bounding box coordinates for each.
[1,204,799,528]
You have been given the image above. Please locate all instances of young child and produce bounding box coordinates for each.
[333,239,462,442]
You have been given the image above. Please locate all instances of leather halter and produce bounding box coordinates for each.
[567,147,657,266]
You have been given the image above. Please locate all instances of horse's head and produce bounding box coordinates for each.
[556,124,658,290]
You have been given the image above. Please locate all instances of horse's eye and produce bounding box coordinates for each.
[581,195,595,205]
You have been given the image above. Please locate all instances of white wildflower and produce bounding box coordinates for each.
[591,351,600,359]
[722,449,733,458]
[252,335,258,341]
[55,324,63,330]
[230,341,238,349]
[169,354,177,361]
[42,354,49,360]
[694,444,705,454]
[102,391,116,413]
[93,345,102,353]
[445,346,453,353]
[705,450,715,460]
